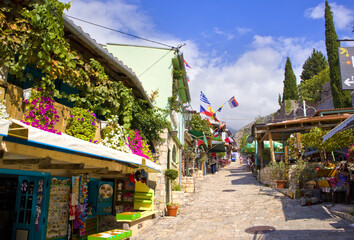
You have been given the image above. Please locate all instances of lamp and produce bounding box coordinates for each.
[100,120,108,129]
[23,88,32,100]
[183,110,194,121]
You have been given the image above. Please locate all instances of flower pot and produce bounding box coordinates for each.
[276,180,287,189]
[167,205,178,217]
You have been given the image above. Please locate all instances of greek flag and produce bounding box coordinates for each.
[200,91,211,105]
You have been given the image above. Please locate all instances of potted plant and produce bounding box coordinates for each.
[165,169,179,181]
[166,202,179,217]
[268,161,287,189]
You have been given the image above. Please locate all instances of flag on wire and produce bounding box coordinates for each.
[200,91,211,105]
[225,137,234,143]
[184,60,191,69]
[186,74,190,82]
[217,104,224,112]
[200,105,214,117]
[228,96,239,108]
[214,129,219,138]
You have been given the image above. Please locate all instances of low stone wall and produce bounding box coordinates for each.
[182,176,195,193]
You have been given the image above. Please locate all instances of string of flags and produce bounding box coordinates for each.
[200,91,238,120]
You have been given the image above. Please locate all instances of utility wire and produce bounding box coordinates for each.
[66,15,176,49]
[138,49,173,78]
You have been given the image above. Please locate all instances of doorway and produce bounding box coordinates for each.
[0,175,18,239]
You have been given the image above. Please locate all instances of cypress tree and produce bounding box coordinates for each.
[282,57,298,101]
[300,49,328,82]
[324,1,352,108]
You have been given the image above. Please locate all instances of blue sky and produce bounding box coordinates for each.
[65,0,354,132]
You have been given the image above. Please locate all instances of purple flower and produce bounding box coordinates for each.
[92,122,95,126]
[70,115,73,118]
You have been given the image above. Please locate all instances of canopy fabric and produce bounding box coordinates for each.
[322,114,354,142]
[209,140,226,153]
[0,119,162,172]
[240,141,283,153]
[188,130,208,147]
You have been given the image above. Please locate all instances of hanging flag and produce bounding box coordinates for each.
[225,137,234,143]
[184,60,191,69]
[228,96,239,108]
[213,129,219,138]
[200,105,213,117]
[200,91,211,105]
[217,104,224,112]
[200,91,213,117]
[186,74,190,82]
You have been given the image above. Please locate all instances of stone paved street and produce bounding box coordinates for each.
[132,163,354,240]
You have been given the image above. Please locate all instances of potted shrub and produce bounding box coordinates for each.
[268,161,287,189]
[165,169,179,181]
[166,202,179,217]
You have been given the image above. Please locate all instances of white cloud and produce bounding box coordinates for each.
[305,2,353,30]
[236,26,252,35]
[214,27,235,40]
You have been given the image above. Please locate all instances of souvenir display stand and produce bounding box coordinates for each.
[114,178,135,214]
[115,180,157,236]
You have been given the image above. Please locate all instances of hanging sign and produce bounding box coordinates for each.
[338,47,354,90]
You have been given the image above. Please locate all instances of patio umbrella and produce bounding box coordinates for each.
[240,141,283,153]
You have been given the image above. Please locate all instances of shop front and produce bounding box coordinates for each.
[0,119,161,240]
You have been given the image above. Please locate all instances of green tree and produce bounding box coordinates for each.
[298,67,330,103]
[324,1,352,108]
[188,114,212,137]
[300,49,328,82]
[278,93,282,106]
[282,57,298,101]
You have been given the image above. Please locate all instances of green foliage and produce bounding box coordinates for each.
[168,95,181,113]
[278,93,282,106]
[66,107,98,142]
[165,169,179,180]
[130,98,169,143]
[239,132,249,152]
[290,161,317,188]
[0,1,140,131]
[268,161,286,180]
[188,114,212,137]
[301,127,354,154]
[282,57,298,101]
[325,1,352,108]
[142,139,155,163]
[298,68,330,103]
[172,181,182,191]
[261,148,271,163]
[166,202,179,207]
[284,99,293,114]
[300,49,328,82]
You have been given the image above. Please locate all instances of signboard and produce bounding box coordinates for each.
[338,47,354,90]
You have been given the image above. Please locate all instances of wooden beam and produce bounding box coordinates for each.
[39,163,84,169]
[3,157,51,165]
[68,167,109,174]
[268,131,276,162]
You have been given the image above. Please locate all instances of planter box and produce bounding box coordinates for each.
[116,212,141,221]
[88,229,132,240]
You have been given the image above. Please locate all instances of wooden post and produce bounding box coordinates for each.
[285,145,289,180]
[268,131,275,162]
[296,132,302,162]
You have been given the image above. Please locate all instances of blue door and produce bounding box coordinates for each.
[13,176,49,240]
[96,181,114,215]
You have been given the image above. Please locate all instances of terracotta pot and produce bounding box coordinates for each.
[276,180,287,189]
[167,205,178,217]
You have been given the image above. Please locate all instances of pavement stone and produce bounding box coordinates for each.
[131,163,354,239]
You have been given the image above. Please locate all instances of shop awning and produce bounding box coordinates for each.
[0,119,161,173]
[209,140,226,153]
[188,130,208,147]
[322,114,354,142]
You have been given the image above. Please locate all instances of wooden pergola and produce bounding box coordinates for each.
[253,113,352,168]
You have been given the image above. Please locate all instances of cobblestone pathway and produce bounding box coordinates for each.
[132,163,354,240]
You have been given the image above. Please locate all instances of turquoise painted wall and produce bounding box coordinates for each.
[105,44,176,110]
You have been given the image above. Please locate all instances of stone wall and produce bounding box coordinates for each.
[182,176,195,193]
